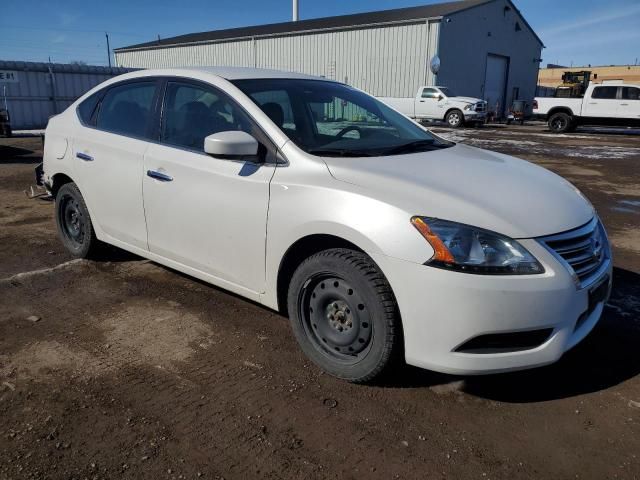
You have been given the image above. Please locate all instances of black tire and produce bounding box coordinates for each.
[287,248,401,383]
[548,112,572,133]
[55,182,100,258]
[445,109,464,128]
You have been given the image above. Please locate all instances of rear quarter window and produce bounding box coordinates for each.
[77,92,102,126]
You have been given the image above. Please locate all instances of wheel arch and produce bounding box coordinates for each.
[547,107,574,118]
[276,234,365,316]
[50,172,75,196]
[443,107,464,124]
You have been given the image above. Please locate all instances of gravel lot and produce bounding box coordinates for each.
[1,124,639,479]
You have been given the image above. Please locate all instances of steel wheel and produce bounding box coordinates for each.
[299,274,373,363]
[59,193,86,249]
[54,182,100,258]
[287,248,401,382]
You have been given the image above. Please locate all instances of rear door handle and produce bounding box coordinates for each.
[147,170,173,182]
[620,103,629,106]
[76,152,93,161]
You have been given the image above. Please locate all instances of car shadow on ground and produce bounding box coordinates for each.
[0,145,41,164]
[378,267,640,402]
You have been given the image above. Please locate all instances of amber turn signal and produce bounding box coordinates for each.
[410,216,455,263]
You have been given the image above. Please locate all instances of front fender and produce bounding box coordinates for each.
[261,160,435,309]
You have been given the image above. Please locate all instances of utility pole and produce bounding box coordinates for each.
[292,0,298,21]
[105,32,111,68]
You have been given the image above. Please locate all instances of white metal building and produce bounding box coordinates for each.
[114,0,543,115]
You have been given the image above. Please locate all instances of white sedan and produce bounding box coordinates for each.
[40,67,612,382]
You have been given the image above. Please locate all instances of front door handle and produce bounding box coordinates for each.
[76,152,94,161]
[147,170,173,182]
[620,103,629,106]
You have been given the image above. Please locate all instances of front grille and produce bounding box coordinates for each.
[475,102,487,112]
[541,218,608,287]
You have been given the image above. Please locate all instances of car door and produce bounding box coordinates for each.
[72,79,159,251]
[142,79,276,294]
[619,86,640,119]
[582,86,619,118]
[415,87,443,119]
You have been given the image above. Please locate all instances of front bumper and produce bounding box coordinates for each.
[370,238,612,375]
[463,111,487,122]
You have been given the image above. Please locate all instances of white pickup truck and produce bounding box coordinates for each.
[534,82,640,133]
[380,86,487,128]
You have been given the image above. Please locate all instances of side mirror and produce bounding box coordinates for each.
[438,94,445,101]
[204,131,260,160]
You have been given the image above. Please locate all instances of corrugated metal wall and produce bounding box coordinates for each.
[115,20,440,97]
[117,40,255,69]
[0,61,131,130]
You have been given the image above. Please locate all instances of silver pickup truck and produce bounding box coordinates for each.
[380,86,487,128]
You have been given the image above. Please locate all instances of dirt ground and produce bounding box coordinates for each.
[1,124,639,480]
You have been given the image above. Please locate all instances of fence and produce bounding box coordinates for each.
[0,60,132,130]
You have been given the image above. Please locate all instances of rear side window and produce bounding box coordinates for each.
[622,87,640,100]
[96,82,156,138]
[77,92,101,126]
[591,86,618,99]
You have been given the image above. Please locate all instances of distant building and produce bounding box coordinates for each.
[538,65,640,88]
[114,0,543,116]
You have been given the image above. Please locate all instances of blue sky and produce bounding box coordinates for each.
[1,0,639,67]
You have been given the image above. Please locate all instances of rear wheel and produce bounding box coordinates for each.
[287,248,401,383]
[445,109,464,128]
[55,182,100,258]
[548,112,572,133]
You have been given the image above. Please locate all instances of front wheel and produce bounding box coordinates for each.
[445,109,464,128]
[55,182,101,258]
[287,248,401,383]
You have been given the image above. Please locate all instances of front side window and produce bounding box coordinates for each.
[233,79,451,157]
[421,88,439,99]
[161,82,253,151]
[622,87,640,100]
[96,82,156,138]
[592,86,618,99]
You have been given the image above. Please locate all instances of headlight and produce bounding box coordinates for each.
[410,217,544,275]
[463,104,474,111]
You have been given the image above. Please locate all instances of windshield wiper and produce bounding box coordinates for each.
[384,139,450,155]
[307,148,376,157]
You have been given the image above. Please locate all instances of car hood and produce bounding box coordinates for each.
[450,96,484,104]
[322,144,594,239]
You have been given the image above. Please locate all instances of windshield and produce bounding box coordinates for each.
[232,78,453,157]
[438,87,456,97]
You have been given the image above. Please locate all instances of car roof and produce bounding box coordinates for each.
[127,66,334,82]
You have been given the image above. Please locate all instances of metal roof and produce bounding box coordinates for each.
[116,0,494,52]
[158,66,334,81]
